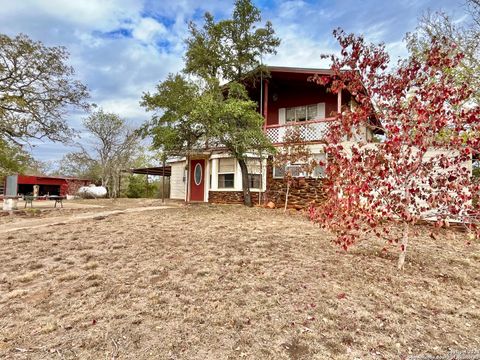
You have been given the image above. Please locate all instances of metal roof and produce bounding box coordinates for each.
[267,66,336,75]
[123,166,172,176]
[19,174,91,182]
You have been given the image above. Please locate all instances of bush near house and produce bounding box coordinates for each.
[124,174,168,199]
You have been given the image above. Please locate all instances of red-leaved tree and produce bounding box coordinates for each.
[309,29,480,269]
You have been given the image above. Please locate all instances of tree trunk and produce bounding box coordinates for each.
[111,173,118,199]
[397,222,409,270]
[118,173,122,198]
[145,173,149,198]
[284,181,290,213]
[238,158,253,207]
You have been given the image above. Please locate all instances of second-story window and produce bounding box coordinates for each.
[286,104,318,122]
[218,158,235,188]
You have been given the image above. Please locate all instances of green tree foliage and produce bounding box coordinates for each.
[186,0,279,206]
[0,33,89,143]
[0,139,34,176]
[142,0,279,206]
[199,82,274,206]
[141,74,209,203]
[120,150,169,199]
[59,151,102,181]
[60,109,140,197]
[125,174,146,198]
[185,0,280,81]
[124,174,162,199]
[141,74,206,155]
[406,0,480,103]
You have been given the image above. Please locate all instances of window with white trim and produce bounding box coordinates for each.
[273,163,308,178]
[286,104,318,122]
[312,153,327,178]
[218,158,235,188]
[273,153,327,179]
[246,158,262,189]
[209,159,212,188]
[273,164,285,179]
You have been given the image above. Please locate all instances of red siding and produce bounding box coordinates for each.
[252,69,352,127]
[16,175,90,196]
[17,175,65,186]
[266,85,338,125]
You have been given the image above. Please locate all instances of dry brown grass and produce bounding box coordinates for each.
[0,204,478,359]
[0,198,174,226]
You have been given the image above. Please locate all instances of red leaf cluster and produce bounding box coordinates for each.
[309,29,480,252]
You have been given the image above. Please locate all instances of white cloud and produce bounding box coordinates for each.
[0,0,465,162]
[132,17,167,43]
[8,0,142,30]
[100,98,148,121]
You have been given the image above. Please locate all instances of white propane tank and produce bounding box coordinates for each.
[77,185,108,198]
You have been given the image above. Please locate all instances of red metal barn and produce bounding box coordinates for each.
[3,174,91,197]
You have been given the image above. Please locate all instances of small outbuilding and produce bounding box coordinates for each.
[2,174,91,197]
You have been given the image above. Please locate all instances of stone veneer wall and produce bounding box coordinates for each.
[208,191,262,205]
[265,177,327,209]
[208,159,327,209]
[264,159,327,209]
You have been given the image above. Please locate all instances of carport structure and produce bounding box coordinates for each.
[121,166,172,202]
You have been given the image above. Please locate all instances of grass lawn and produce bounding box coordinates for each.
[0,204,479,359]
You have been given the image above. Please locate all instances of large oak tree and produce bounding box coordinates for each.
[0,33,89,176]
[144,0,280,206]
[0,34,89,143]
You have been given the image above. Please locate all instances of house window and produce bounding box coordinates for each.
[286,104,318,122]
[218,158,235,188]
[273,164,305,178]
[219,158,235,173]
[273,153,326,179]
[273,165,285,179]
[218,174,234,188]
[312,153,327,178]
[246,158,262,189]
[194,163,202,185]
[248,174,261,188]
[288,164,308,177]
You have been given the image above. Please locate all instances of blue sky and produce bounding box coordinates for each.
[0,0,467,163]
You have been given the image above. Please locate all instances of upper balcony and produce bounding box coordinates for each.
[245,67,347,145]
[264,117,337,144]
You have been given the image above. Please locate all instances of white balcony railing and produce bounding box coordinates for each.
[264,118,336,144]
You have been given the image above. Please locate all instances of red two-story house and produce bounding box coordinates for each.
[168,66,378,208]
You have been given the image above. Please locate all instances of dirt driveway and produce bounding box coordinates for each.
[0,204,478,359]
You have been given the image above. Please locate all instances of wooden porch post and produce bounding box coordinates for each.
[162,159,166,204]
[337,89,342,115]
[145,171,149,198]
[185,155,190,203]
[263,79,269,131]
